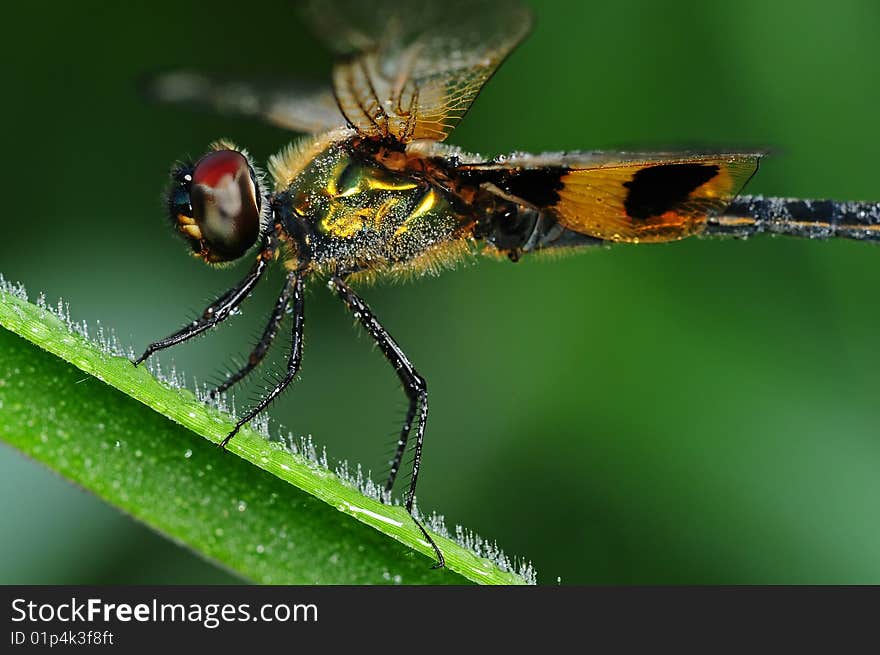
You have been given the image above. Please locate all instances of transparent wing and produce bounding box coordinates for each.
[460,151,763,243]
[145,70,346,134]
[299,0,533,142]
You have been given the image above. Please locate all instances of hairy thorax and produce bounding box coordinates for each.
[270,132,478,281]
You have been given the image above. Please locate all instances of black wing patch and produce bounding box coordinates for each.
[623,164,720,220]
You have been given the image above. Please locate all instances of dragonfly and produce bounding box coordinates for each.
[134,0,880,567]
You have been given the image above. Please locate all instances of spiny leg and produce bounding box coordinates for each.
[220,271,305,448]
[331,275,444,568]
[330,277,423,500]
[389,398,419,493]
[210,274,296,397]
[133,242,274,367]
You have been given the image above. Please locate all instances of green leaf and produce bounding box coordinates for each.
[0,279,534,585]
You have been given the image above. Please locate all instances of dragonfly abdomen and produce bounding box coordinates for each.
[708,195,880,241]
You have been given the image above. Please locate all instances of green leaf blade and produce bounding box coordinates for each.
[0,284,534,585]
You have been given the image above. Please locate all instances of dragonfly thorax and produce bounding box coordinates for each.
[275,138,470,278]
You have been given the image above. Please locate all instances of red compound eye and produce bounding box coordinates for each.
[189,149,262,262]
[193,150,249,188]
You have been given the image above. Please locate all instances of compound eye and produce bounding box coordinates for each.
[190,150,261,262]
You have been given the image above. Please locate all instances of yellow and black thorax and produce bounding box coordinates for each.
[270,134,476,277]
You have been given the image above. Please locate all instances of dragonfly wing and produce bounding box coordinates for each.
[145,70,346,134]
[299,0,532,142]
[459,151,763,242]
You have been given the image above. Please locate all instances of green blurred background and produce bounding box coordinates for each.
[2,0,880,584]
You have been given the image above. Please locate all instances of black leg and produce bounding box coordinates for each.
[331,275,444,568]
[210,274,296,397]
[389,398,418,493]
[133,243,274,367]
[220,271,305,448]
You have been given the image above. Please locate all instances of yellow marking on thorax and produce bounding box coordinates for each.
[363,177,419,192]
[394,189,439,237]
[374,197,398,227]
[327,158,419,200]
[321,205,379,239]
[410,188,438,219]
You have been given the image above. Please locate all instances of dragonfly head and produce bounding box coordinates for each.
[166,143,266,264]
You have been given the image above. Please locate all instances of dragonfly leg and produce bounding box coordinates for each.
[330,275,444,568]
[210,274,296,397]
[220,271,305,448]
[133,240,274,366]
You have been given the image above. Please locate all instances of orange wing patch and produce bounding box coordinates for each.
[554,156,760,242]
[463,153,762,244]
